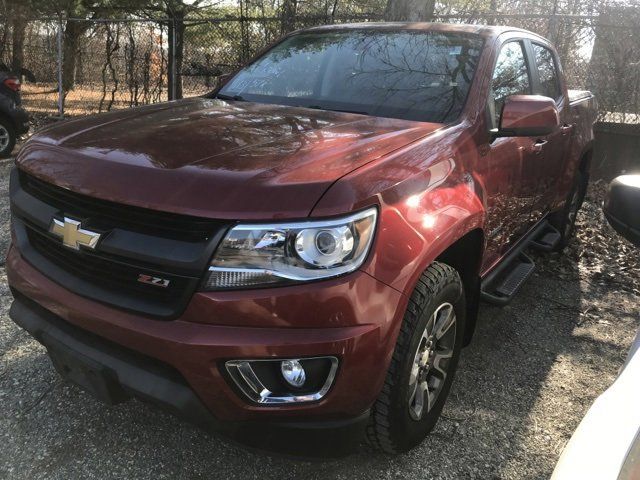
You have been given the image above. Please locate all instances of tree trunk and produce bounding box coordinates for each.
[75,47,84,83]
[547,0,560,45]
[62,19,89,92]
[487,0,497,25]
[280,0,297,34]
[11,11,27,76]
[167,10,185,100]
[384,0,436,22]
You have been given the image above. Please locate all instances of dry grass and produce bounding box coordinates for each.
[21,82,207,117]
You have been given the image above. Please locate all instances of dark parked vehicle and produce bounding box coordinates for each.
[604,175,640,247]
[0,71,29,157]
[7,23,596,455]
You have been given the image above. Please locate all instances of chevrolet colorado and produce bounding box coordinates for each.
[7,23,596,454]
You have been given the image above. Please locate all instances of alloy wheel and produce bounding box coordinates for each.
[408,302,456,421]
[0,125,9,151]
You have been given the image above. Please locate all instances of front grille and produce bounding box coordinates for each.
[26,227,190,305]
[11,168,228,319]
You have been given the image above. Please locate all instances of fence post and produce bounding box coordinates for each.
[170,17,177,101]
[56,15,64,118]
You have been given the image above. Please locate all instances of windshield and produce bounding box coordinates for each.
[218,30,484,123]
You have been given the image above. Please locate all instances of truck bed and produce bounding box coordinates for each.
[568,89,595,105]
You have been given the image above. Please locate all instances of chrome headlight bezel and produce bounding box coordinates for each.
[202,207,378,290]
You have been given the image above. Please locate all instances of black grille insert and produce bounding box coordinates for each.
[26,226,193,306]
[19,170,220,242]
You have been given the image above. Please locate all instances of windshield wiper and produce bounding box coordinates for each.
[216,93,245,101]
[304,104,368,116]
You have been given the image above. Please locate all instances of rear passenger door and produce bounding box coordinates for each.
[525,41,570,220]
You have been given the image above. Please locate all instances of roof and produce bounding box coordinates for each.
[303,21,541,41]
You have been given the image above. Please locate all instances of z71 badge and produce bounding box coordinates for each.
[137,274,170,288]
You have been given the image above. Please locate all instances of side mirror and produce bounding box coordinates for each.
[496,95,560,137]
[604,175,640,247]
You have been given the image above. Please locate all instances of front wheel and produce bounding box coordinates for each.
[367,262,466,453]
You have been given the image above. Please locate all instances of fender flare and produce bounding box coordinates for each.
[400,212,485,298]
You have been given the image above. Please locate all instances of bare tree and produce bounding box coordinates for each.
[138,1,219,99]
[384,0,436,21]
[280,0,297,33]
[9,1,28,75]
[99,23,120,112]
[62,16,89,92]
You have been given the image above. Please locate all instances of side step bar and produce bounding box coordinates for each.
[481,252,535,305]
[529,222,562,251]
[481,220,560,305]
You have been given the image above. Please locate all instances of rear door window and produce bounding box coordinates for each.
[532,43,562,101]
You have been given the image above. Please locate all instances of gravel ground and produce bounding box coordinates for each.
[0,157,638,480]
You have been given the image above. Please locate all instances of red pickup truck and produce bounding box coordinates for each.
[7,23,596,454]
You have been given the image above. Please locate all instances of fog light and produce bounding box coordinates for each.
[226,357,338,404]
[280,359,306,387]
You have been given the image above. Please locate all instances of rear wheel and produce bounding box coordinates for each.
[0,118,16,158]
[554,169,588,251]
[366,262,466,453]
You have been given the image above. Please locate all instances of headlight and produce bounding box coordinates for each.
[202,207,377,290]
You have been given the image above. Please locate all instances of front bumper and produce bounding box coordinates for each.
[9,291,370,456]
[6,244,407,450]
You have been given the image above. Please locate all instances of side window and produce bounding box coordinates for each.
[488,41,531,128]
[532,43,561,101]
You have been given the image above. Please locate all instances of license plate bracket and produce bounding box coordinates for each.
[43,333,130,405]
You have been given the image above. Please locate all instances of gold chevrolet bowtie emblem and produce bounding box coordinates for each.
[49,217,101,250]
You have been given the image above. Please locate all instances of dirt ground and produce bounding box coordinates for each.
[0,156,638,479]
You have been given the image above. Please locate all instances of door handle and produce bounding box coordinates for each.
[531,140,548,154]
[561,124,574,135]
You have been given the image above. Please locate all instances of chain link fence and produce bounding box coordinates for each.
[179,13,387,97]
[0,10,638,123]
[1,18,169,117]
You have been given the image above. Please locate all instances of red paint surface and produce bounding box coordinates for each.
[18,99,442,220]
[500,95,560,132]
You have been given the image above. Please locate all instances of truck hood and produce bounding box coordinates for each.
[17,97,443,220]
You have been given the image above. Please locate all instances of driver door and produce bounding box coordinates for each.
[482,40,541,269]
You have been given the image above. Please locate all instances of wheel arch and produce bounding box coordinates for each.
[434,228,484,346]
[0,110,16,130]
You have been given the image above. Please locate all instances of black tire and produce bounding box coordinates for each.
[0,117,16,158]
[553,169,589,251]
[366,262,466,453]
